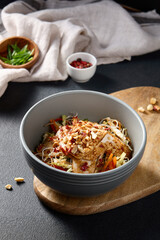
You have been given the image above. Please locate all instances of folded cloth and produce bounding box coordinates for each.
[0,0,160,97]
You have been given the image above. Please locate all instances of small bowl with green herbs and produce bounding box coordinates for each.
[0,36,39,69]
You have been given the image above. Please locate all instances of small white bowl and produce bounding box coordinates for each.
[66,52,97,83]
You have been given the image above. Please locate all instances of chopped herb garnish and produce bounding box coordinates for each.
[0,42,34,65]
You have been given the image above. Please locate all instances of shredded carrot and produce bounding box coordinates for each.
[109,161,114,170]
[102,153,113,171]
[108,157,117,170]
[118,122,122,130]
[50,119,59,132]
[112,156,117,168]
[108,153,113,161]
[72,116,79,125]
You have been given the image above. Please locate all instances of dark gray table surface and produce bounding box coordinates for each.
[0,51,160,240]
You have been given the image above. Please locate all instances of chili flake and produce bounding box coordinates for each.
[81,162,89,171]
[70,58,92,69]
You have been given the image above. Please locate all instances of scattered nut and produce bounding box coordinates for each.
[147,104,153,111]
[5,184,12,190]
[153,105,160,112]
[138,107,145,113]
[150,97,157,105]
[138,98,159,114]
[14,177,24,183]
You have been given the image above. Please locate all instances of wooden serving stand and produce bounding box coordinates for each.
[33,86,160,215]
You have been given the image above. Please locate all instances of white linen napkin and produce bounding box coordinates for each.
[0,0,160,97]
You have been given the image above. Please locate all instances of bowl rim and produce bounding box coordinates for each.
[66,52,97,71]
[20,90,147,177]
[0,36,39,68]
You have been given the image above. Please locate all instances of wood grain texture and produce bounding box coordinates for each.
[33,86,160,215]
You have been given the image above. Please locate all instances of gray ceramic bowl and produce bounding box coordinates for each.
[20,90,146,197]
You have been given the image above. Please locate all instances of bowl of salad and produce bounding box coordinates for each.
[0,36,39,69]
[20,90,146,197]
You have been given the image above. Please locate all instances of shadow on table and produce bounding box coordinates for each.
[37,188,160,240]
[0,72,114,116]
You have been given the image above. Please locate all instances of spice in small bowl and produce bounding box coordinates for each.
[70,58,92,69]
[66,52,97,83]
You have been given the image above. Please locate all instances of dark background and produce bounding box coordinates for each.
[116,0,160,13]
[0,0,160,12]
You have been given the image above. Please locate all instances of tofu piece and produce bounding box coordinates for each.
[101,132,132,158]
[72,158,96,174]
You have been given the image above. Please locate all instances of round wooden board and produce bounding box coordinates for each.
[33,86,160,215]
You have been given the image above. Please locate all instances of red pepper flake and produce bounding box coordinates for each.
[37,144,44,151]
[68,148,72,153]
[55,117,62,122]
[72,116,79,125]
[50,119,57,132]
[48,136,57,141]
[54,165,67,171]
[61,147,66,154]
[80,162,89,171]
[71,138,76,143]
[60,146,70,155]
[97,158,103,167]
[121,146,124,151]
[70,58,92,69]
[54,148,58,152]
[99,144,104,148]
[65,125,70,130]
